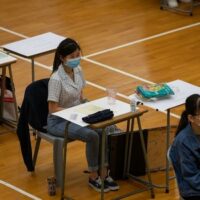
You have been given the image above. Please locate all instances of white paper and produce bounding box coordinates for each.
[0,52,16,65]
[53,97,131,127]
[129,80,200,111]
[2,32,66,57]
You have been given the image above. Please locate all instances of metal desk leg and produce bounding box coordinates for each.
[100,128,106,200]
[137,116,155,198]
[31,58,35,82]
[160,0,165,9]
[126,118,134,174]
[165,109,170,193]
[123,119,131,178]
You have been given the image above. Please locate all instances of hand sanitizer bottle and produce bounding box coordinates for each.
[130,98,137,112]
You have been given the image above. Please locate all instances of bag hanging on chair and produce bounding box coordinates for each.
[0,76,17,121]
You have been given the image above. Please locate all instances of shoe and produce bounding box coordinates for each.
[180,0,191,2]
[167,0,178,8]
[89,177,110,192]
[104,175,120,191]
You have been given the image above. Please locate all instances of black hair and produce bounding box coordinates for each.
[175,94,200,136]
[52,38,81,72]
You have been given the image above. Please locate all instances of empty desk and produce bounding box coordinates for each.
[2,32,65,81]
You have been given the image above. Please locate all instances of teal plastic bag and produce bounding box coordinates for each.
[136,83,174,99]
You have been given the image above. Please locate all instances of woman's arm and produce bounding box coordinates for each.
[80,90,89,103]
[48,101,63,114]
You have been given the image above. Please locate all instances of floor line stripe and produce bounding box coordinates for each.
[0,27,28,39]
[84,22,200,58]
[0,180,42,200]
[83,57,155,84]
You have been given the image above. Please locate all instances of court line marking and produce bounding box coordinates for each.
[84,22,200,58]
[0,27,28,39]
[82,57,154,84]
[0,26,180,119]
[0,180,42,200]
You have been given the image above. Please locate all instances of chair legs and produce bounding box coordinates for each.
[53,140,65,187]
[33,135,66,187]
[33,136,41,166]
[32,122,72,200]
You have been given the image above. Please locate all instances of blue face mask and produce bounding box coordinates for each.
[64,57,81,69]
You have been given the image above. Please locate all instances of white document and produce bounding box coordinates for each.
[53,97,131,127]
[0,52,17,65]
[2,32,66,57]
[129,80,200,111]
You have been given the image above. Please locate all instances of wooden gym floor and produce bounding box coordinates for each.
[0,0,200,199]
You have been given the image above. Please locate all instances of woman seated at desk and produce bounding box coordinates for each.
[47,38,119,193]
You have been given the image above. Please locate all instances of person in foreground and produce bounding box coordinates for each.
[47,38,119,192]
[170,94,200,200]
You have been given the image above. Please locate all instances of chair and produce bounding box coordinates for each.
[33,122,72,200]
[17,78,72,200]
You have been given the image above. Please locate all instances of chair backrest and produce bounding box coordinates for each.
[167,146,172,164]
[25,78,49,132]
[17,78,49,171]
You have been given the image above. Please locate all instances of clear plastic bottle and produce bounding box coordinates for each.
[130,98,137,112]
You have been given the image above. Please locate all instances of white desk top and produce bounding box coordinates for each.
[129,80,200,111]
[0,52,17,67]
[2,32,66,58]
[53,97,131,127]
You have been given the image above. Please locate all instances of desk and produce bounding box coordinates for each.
[2,32,65,81]
[130,79,200,192]
[0,52,18,127]
[54,97,154,200]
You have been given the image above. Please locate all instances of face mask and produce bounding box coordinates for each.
[64,57,81,69]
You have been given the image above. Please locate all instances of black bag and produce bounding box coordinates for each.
[108,130,148,180]
[82,109,114,124]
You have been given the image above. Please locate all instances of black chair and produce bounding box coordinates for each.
[17,78,72,200]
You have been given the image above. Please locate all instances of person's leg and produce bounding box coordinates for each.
[95,128,120,191]
[95,128,109,176]
[48,115,100,171]
[47,115,109,192]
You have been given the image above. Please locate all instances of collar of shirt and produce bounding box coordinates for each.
[58,65,78,89]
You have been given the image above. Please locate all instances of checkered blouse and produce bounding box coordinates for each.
[48,64,86,108]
